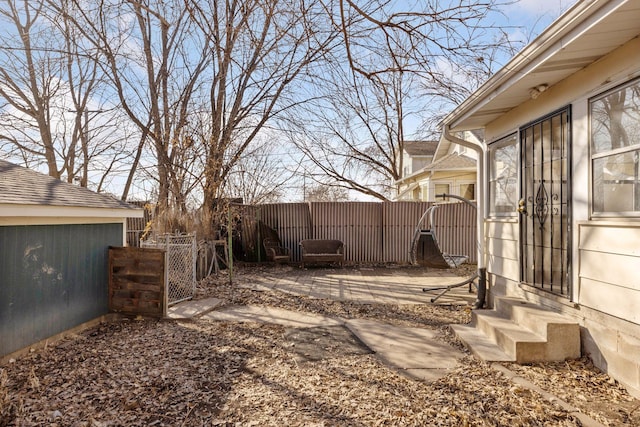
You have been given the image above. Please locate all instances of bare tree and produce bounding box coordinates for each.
[58,0,210,210]
[306,183,349,202]
[0,0,128,191]
[288,0,520,200]
[289,66,414,200]
[15,0,524,230]
[0,0,61,176]
[184,0,341,234]
[223,139,295,205]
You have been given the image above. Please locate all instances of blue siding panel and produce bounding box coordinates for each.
[0,223,122,357]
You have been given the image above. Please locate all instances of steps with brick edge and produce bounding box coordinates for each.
[451,296,581,364]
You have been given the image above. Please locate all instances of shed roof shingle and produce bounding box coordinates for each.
[425,153,476,171]
[0,159,139,211]
[403,141,438,156]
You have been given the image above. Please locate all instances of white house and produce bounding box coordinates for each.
[395,135,479,201]
[443,0,640,398]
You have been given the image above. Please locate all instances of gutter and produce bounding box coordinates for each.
[443,127,487,309]
[443,0,613,130]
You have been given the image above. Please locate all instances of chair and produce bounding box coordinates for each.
[415,229,468,269]
[410,197,478,303]
[263,238,290,263]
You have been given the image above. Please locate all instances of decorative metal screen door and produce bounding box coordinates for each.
[519,108,571,296]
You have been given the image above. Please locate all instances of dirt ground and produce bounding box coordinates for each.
[1,264,639,426]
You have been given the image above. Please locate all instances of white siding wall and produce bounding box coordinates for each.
[480,36,640,398]
[485,219,519,282]
[578,222,640,324]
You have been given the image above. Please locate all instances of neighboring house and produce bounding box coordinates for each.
[400,140,437,176]
[442,0,640,397]
[0,160,143,358]
[395,133,479,201]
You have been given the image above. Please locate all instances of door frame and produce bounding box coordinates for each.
[518,106,572,298]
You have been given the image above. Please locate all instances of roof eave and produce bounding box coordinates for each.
[442,0,623,131]
[0,204,144,218]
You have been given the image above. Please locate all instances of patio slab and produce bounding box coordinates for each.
[202,305,344,328]
[345,318,463,381]
[175,267,471,380]
[238,266,478,306]
[166,297,222,319]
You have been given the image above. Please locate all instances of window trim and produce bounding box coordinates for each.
[589,76,640,218]
[488,133,518,218]
[458,181,476,201]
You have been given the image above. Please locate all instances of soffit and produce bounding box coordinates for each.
[446,0,640,130]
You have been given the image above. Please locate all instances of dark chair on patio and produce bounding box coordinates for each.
[263,238,291,263]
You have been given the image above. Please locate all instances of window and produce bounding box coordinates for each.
[460,183,475,200]
[488,134,518,216]
[590,78,640,215]
[434,183,450,201]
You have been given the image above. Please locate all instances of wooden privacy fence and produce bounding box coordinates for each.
[240,201,477,264]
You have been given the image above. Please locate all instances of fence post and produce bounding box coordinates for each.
[163,248,169,317]
[191,234,197,297]
[228,207,233,286]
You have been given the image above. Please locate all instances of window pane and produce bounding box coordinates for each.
[489,137,518,216]
[435,183,450,200]
[461,183,475,200]
[593,150,640,213]
[591,79,640,155]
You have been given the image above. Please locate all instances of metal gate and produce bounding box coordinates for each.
[142,234,197,306]
[519,107,571,296]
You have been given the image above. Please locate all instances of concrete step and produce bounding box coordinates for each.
[450,324,514,362]
[493,296,580,339]
[453,296,581,364]
[473,310,548,363]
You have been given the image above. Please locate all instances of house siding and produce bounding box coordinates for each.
[578,222,640,324]
[0,223,123,357]
[485,219,519,282]
[479,36,640,397]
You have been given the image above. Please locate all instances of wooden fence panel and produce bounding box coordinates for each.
[243,201,477,265]
[382,201,433,263]
[109,247,165,318]
[310,202,383,263]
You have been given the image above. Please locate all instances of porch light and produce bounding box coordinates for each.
[529,84,549,99]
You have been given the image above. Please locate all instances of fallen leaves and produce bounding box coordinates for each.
[0,264,638,426]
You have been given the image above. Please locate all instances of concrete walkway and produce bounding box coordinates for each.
[165,267,606,427]
[197,304,463,381]
[167,267,476,381]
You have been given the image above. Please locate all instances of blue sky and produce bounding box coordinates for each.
[500,0,578,41]
[0,0,581,202]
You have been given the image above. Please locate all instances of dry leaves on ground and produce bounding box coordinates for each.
[1,264,638,426]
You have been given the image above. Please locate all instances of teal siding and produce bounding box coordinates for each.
[0,223,122,356]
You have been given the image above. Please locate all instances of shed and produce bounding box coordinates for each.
[441,0,640,397]
[0,160,143,358]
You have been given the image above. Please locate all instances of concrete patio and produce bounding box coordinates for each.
[232,265,479,306]
[165,265,609,426]
[168,265,479,382]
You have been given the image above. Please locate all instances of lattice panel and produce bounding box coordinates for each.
[142,234,196,306]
